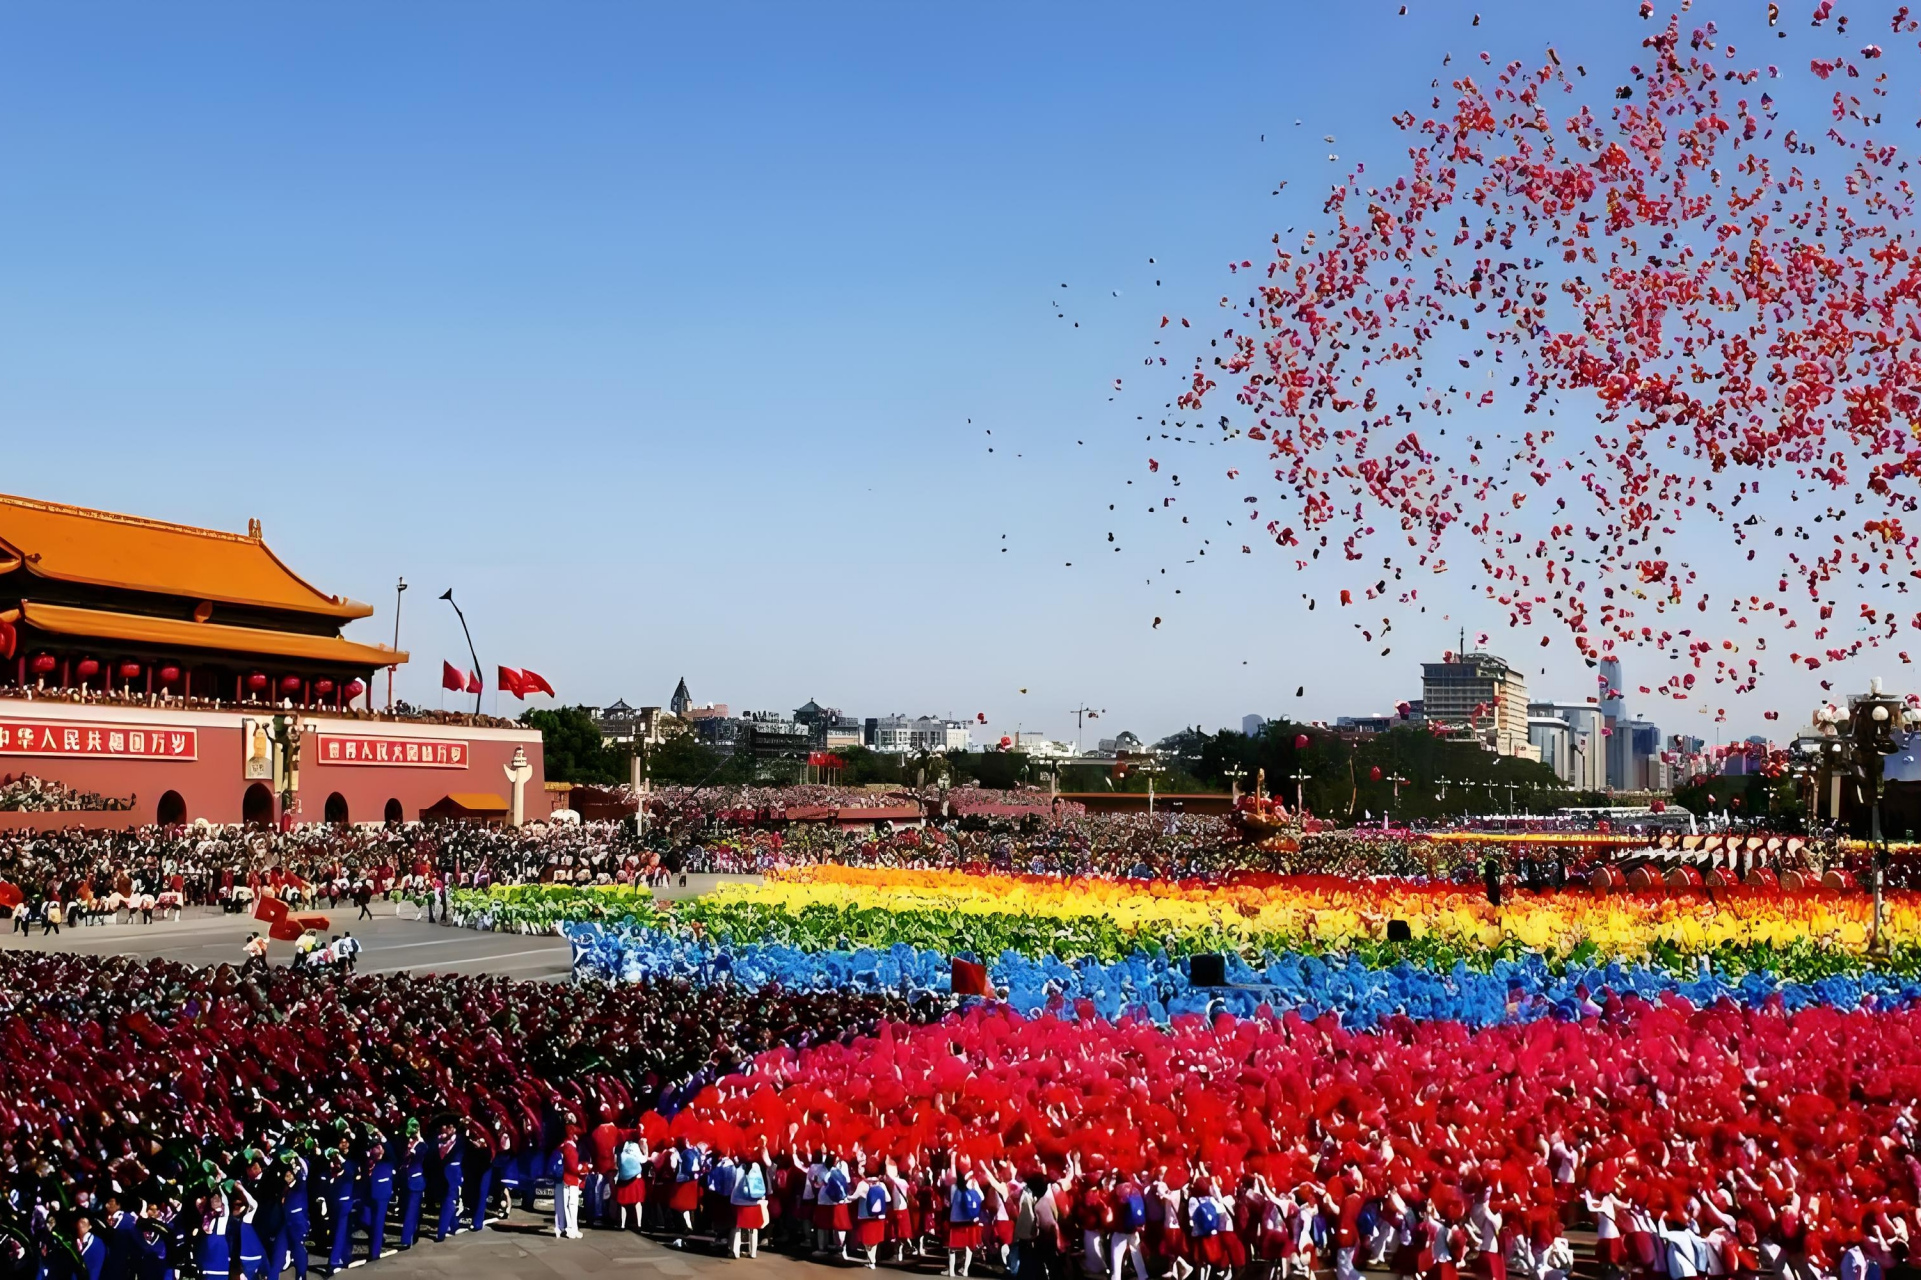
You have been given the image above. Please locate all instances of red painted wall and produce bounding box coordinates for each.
[0,703,545,825]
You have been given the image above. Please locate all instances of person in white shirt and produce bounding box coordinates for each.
[1537,1233,1574,1280]
[1662,1216,1710,1280]
[885,1162,915,1264]
[1585,1188,1627,1275]
[1466,1192,1504,1280]
[1701,1225,1734,1279]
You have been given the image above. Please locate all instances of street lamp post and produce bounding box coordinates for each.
[438,589,483,716]
[1850,679,1920,953]
[387,577,406,712]
[1796,679,1920,954]
[1287,769,1310,817]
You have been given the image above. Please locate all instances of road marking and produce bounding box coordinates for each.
[363,947,564,975]
[368,935,492,951]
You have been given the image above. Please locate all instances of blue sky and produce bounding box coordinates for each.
[0,1,1861,748]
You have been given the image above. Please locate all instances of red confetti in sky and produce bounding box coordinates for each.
[1154,0,1921,716]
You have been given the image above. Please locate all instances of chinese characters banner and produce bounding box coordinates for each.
[313,735,468,769]
[0,721,197,760]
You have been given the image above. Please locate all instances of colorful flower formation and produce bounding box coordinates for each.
[511,866,1921,984]
[683,866,1921,961]
[444,864,1921,1248]
[577,921,1921,1026]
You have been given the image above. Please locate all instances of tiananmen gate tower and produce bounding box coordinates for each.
[0,493,544,827]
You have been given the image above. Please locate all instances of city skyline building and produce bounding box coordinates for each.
[1598,657,1628,788]
[1527,716,1573,783]
[1527,701,1607,791]
[1421,649,1535,759]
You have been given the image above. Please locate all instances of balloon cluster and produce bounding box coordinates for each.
[1156,0,1921,709]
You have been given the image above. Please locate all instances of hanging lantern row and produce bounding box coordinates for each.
[19,652,368,706]
[26,655,167,684]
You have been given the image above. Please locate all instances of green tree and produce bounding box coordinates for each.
[831,746,905,786]
[948,750,1030,789]
[1672,771,1774,819]
[1182,721,1568,822]
[521,706,623,784]
[639,731,727,786]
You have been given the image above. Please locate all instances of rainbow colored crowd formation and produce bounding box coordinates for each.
[433,865,1921,1279]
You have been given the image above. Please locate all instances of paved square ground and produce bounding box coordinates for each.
[388,1210,869,1280]
[0,873,760,982]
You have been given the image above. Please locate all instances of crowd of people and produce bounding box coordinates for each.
[4,935,1912,1280]
[0,948,941,1280]
[0,789,1915,1280]
[0,775,134,814]
[1,821,1897,1280]
[0,794,1901,933]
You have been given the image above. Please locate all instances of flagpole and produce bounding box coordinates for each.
[439,589,483,715]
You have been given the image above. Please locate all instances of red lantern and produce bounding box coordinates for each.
[343,679,365,700]
[280,675,303,694]
[998,735,1013,750]
[1369,765,1383,781]
[1294,734,1310,750]
[313,678,335,696]
[247,672,269,692]
[157,665,181,685]
[27,653,56,676]
[74,658,100,680]
[117,661,141,681]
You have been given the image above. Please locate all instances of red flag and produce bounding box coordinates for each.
[295,914,331,931]
[497,666,526,699]
[267,919,304,943]
[519,669,556,697]
[950,958,991,997]
[0,882,21,910]
[464,669,482,695]
[442,661,467,693]
[253,896,290,923]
